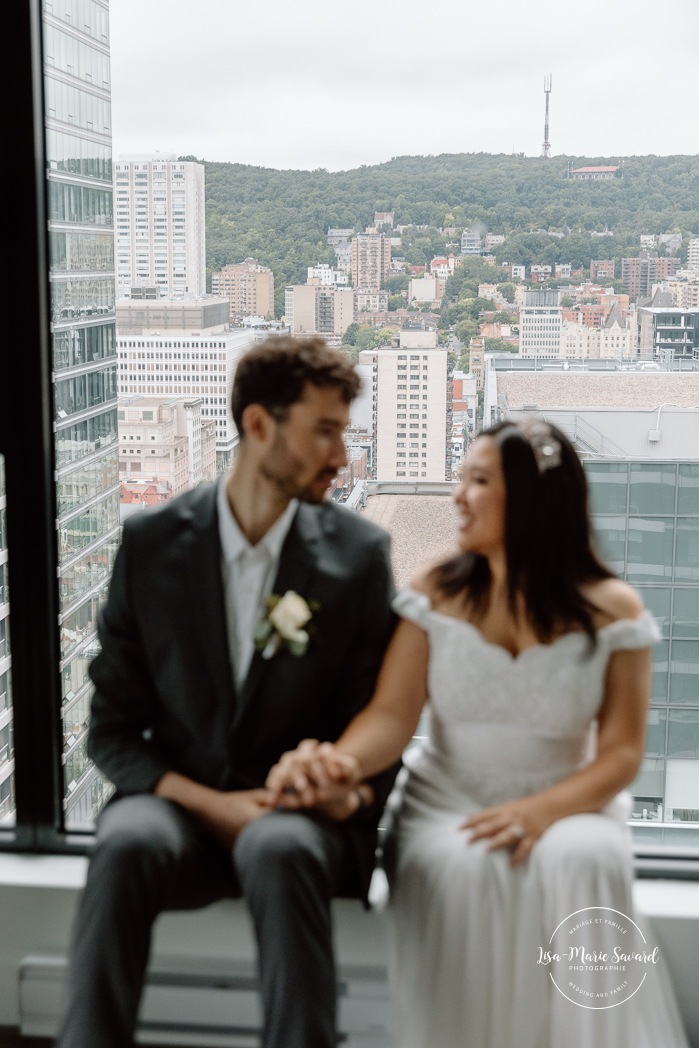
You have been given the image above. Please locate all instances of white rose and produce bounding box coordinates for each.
[269,591,312,639]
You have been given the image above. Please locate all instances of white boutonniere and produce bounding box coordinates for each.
[254,590,318,660]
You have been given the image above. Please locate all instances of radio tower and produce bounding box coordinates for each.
[541,74,552,159]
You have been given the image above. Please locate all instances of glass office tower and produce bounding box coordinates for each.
[586,460,699,835]
[44,0,118,827]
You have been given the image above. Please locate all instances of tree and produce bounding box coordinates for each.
[388,295,404,311]
[496,282,516,303]
[343,322,360,346]
[355,325,397,351]
[484,338,518,353]
[455,318,478,344]
[385,274,410,293]
[561,295,574,308]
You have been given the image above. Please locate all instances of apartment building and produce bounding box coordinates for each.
[284,285,355,344]
[114,154,206,298]
[119,397,216,498]
[460,228,482,255]
[687,238,699,271]
[306,264,347,286]
[622,254,680,299]
[351,234,391,291]
[210,259,275,321]
[638,306,699,365]
[360,331,449,482]
[117,328,253,470]
[591,259,615,280]
[667,279,699,310]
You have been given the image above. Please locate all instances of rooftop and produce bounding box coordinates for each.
[362,495,458,587]
[496,372,699,410]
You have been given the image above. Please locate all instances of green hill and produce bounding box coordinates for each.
[194,153,699,315]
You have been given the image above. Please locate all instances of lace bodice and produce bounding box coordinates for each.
[394,588,660,809]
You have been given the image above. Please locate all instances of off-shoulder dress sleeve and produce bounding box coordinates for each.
[392,587,431,630]
[602,610,661,651]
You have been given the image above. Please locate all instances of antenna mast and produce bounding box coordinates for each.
[541,74,552,159]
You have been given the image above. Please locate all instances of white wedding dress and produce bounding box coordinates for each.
[388,588,688,1048]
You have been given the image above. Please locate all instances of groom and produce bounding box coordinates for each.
[57,337,397,1048]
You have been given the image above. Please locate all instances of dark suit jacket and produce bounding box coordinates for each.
[88,482,398,898]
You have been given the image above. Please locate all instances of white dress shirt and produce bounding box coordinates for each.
[217,479,299,690]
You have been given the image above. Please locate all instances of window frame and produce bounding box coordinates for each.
[1,0,698,876]
[1,1,87,854]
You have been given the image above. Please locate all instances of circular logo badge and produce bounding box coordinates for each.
[537,906,660,1010]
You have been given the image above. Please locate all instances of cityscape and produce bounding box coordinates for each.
[1,0,698,849]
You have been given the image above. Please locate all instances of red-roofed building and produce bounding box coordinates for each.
[571,166,619,180]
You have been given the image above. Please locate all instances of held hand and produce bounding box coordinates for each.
[461,797,555,867]
[266,739,361,808]
[206,788,271,849]
[312,781,365,822]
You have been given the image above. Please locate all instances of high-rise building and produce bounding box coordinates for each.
[117,327,252,471]
[284,285,355,345]
[211,260,275,321]
[621,254,680,299]
[114,154,206,298]
[518,290,562,358]
[118,397,216,498]
[44,0,119,827]
[351,234,391,291]
[360,331,450,482]
[687,238,699,271]
[638,306,699,365]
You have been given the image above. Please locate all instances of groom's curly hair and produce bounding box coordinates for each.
[231,336,361,436]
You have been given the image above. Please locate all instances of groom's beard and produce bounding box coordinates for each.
[260,432,337,504]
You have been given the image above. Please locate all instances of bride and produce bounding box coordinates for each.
[268,419,688,1048]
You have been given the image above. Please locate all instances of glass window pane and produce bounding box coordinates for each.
[630,757,664,821]
[675,518,699,583]
[652,639,669,703]
[45,4,118,830]
[678,464,699,515]
[629,463,676,515]
[667,713,699,760]
[669,641,699,704]
[666,757,699,821]
[644,707,667,757]
[626,517,674,583]
[590,515,626,575]
[0,455,14,827]
[637,586,671,638]
[674,589,699,639]
[586,461,628,514]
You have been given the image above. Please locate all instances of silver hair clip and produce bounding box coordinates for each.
[519,420,562,474]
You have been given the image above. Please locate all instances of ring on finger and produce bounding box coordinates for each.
[509,823,525,839]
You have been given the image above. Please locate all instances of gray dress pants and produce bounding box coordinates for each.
[56,795,350,1048]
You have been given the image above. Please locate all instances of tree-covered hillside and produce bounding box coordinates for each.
[197,153,699,315]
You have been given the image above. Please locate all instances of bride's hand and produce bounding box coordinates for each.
[461,798,555,866]
[266,739,361,807]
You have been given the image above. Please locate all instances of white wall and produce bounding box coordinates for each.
[0,857,698,1044]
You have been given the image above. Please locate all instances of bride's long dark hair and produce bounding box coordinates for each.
[430,419,614,642]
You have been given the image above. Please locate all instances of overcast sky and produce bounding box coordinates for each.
[110,0,699,171]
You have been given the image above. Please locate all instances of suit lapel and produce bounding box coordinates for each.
[183,484,237,718]
[232,503,321,730]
